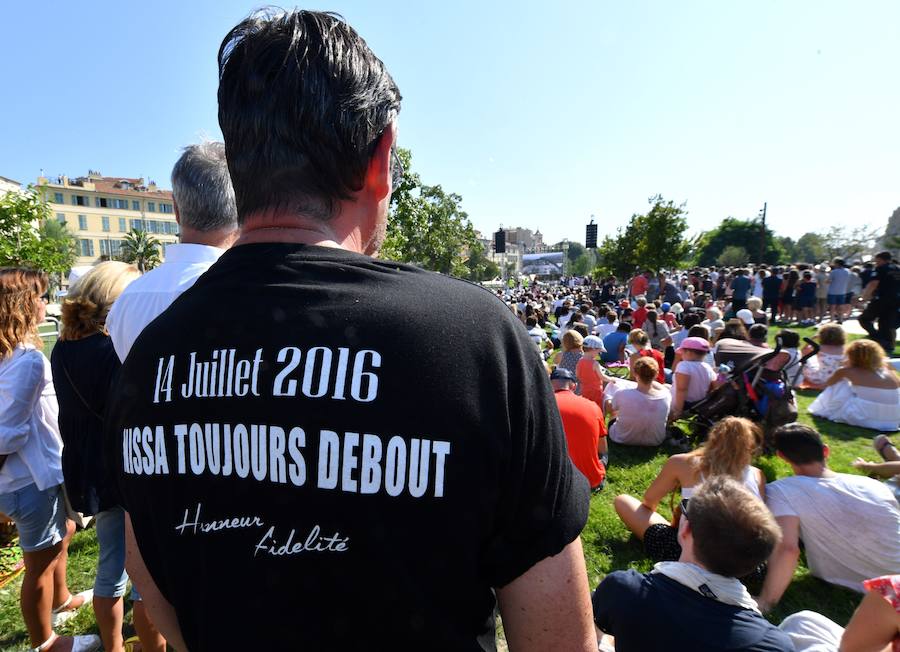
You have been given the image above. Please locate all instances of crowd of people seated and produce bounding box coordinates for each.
[500,262,898,650]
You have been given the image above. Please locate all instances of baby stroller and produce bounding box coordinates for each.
[670,337,819,449]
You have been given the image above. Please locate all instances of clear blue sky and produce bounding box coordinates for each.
[2,1,898,245]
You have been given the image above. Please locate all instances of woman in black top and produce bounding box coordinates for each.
[50,262,157,652]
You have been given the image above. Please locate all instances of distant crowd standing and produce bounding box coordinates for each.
[1,9,899,651]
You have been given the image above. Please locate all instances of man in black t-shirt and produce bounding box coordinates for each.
[593,477,793,652]
[107,9,595,652]
[858,251,899,354]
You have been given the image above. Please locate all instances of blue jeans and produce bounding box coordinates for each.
[93,507,141,600]
[0,483,67,552]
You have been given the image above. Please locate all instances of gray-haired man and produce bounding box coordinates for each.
[107,141,239,361]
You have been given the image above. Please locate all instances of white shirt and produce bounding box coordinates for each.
[608,384,671,446]
[107,243,225,361]
[0,345,64,494]
[767,473,900,592]
[672,360,716,403]
[596,321,619,338]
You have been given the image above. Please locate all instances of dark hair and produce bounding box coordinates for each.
[217,9,402,222]
[616,321,632,333]
[682,313,702,329]
[688,476,781,578]
[646,309,659,337]
[748,323,768,341]
[776,329,800,348]
[525,316,537,329]
[687,324,710,340]
[875,251,893,262]
[572,322,590,338]
[718,319,748,342]
[773,423,825,464]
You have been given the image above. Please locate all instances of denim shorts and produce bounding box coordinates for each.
[93,507,141,600]
[827,294,846,306]
[0,483,67,552]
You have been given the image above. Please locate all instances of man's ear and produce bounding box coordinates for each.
[822,444,830,460]
[173,199,181,226]
[364,124,394,202]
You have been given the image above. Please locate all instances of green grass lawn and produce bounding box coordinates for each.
[1,325,895,649]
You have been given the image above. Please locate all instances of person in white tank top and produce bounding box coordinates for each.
[613,417,767,561]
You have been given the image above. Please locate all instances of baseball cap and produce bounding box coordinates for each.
[550,367,577,382]
[583,335,604,350]
[736,309,755,326]
[661,302,671,312]
[677,336,711,353]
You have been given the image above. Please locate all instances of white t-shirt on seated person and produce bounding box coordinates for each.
[608,384,671,446]
[766,473,900,592]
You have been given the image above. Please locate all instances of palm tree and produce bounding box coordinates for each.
[121,229,161,273]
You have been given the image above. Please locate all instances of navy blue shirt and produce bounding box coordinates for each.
[593,570,794,652]
[730,275,751,300]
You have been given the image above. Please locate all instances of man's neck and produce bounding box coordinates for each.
[233,205,379,255]
[179,226,238,250]
[791,462,832,478]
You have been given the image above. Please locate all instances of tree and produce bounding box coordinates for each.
[694,217,783,266]
[821,225,881,261]
[463,240,500,282]
[879,206,900,256]
[776,236,796,263]
[121,229,161,273]
[569,253,592,277]
[383,148,478,277]
[38,218,78,292]
[717,245,749,267]
[596,195,690,277]
[793,232,827,263]
[0,185,76,274]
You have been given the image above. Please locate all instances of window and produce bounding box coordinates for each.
[147,202,155,212]
[118,217,126,232]
[130,218,144,231]
[112,198,128,209]
[72,195,89,206]
[100,239,123,258]
[165,221,178,235]
[78,215,88,230]
[132,200,140,211]
[56,213,66,225]
[101,216,110,232]
[79,239,94,257]
[95,197,109,208]
[53,192,64,204]
[159,203,173,214]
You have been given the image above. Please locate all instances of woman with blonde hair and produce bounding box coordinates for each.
[50,262,166,652]
[551,329,584,375]
[614,416,766,562]
[809,339,900,431]
[0,268,100,652]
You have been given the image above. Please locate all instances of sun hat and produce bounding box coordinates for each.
[550,367,577,382]
[736,309,755,326]
[677,336,711,353]
[670,303,684,315]
[583,335,604,350]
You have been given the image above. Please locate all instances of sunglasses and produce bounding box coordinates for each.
[681,498,690,518]
[389,146,404,192]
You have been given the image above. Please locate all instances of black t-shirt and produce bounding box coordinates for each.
[107,243,589,651]
[762,275,782,298]
[593,570,794,652]
[873,262,899,307]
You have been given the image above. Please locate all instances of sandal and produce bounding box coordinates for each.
[874,435,895,460]
[51,588,93,627]
[124,635,141,652]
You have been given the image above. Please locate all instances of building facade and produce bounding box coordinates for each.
[37,171,178,266]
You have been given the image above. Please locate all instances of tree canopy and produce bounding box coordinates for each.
[0,186,76,274]
[693,217,783,266]
[382,148,479,278]
[121,229,161,273]
[597,195,689,277]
